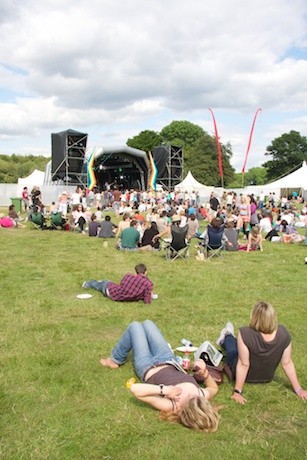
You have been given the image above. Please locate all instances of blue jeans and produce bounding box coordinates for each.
[222,335,238,375]
[111,320,175,381]
[84,280,110,296]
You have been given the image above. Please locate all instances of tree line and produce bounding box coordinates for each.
[1,124,306,186]
[0,154,50,184]
[127,122,307,187]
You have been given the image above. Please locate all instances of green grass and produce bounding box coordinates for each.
[0,219,307,460]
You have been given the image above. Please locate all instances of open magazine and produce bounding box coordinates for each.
[194,341,223,367]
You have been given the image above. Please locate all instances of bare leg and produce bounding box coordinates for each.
[100,357,119,369]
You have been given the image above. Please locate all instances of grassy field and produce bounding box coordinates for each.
[0,216,306,460]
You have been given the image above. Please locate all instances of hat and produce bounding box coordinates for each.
[172,214,181,223]
[62,191,67,195]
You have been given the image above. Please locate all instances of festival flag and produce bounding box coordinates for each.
[87,148,97,190]
[208,108,223,183]
[241,108,262,174]
[147,150,158,191]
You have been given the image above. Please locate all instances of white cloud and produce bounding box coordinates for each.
[0,0,306,170]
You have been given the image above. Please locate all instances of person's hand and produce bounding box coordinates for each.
[231,392,247,404]
[296,388,307,400]
[165,385,182,400]
[193,359,207,372]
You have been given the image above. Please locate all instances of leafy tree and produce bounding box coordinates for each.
[185,134,235,186]
[127,130,163,152]
[227,173,244,188]
[245,167,268,185]
[228,167,268,188]
[263,130,307,181]
[0,154,50,183]
[160,120,204,148]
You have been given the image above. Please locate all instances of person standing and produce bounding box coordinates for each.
[209,192,220,222]
[21,187,29,212]
[58,191,69,217]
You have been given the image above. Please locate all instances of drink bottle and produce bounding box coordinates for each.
[182,352,191,371]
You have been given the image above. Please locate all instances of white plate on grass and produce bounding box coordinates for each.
[175,346,198,353]
[76,293,93,299]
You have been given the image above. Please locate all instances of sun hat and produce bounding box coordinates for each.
[172,214,181,222]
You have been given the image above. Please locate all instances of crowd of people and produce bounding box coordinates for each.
[1,186,307,251]
[2,185,306,434]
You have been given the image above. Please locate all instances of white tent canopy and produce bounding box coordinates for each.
[262,161,307,190]
[17,169,45,194]
[175,171,214,193]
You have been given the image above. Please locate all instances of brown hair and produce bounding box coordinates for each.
[135,263,147,274]
[211,218,223,228]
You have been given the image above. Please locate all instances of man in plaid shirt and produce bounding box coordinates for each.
[82,263,154,304]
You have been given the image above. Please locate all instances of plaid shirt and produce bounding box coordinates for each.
[107,274,153,304]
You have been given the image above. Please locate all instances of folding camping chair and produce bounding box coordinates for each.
[51,212,66,230]
[199,224,225,260]
[165,243,190,261]
[29,211,46,229]
[165,223,189,261]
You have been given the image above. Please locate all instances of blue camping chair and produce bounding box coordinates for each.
[199,225,225,259]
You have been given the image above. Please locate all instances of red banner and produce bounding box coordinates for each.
[241,108,262,174]
[208,108,223,178]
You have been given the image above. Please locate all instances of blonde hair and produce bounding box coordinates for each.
[159,397,220,433]
[249,301,277,334]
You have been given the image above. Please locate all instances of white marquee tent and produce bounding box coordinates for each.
[261,161,307,191]
[17,169,45,193]
[175,171,214,193]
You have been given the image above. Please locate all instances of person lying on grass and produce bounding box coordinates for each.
[101,320,220,432]
[216,301,307,404]
[82,263,154,304]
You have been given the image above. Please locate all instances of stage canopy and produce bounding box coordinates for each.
[89,145,150,190]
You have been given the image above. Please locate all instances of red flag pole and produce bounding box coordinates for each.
[241,108,262,187]
[208,108,224,188]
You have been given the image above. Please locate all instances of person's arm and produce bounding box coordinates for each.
[153,227,169,241]
[143,281,153,304]
[199,229,206,239]
[193,359,218,400]
[130,383,181,411]
[258,235,263,251]
[222,233,232,246]
[115,224,122,238]
[232,331,250,404]
[281,343,307,400]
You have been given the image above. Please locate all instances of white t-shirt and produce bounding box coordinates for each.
[259,217,272,234]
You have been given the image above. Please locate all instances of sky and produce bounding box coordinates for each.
[0,0,307,172]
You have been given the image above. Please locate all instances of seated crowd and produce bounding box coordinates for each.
[2,186,306,250]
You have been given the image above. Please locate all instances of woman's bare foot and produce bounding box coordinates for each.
[100,357,119,369]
